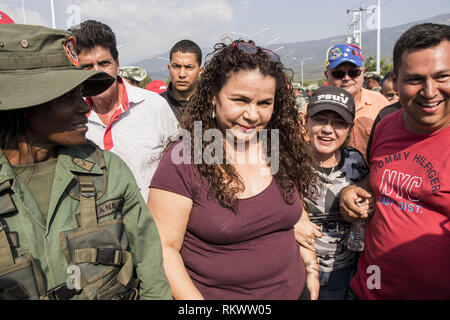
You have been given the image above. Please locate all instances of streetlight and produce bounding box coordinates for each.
[230,31,250,40]
[22,0,26,24]
[293,56,312,87]
[376,0,381,74]
[231,27,270,41]
[251,27,270,38]
[273,46,284,53]
[50,0,56,28]
[264,37,280,48]
[281,50,294,63]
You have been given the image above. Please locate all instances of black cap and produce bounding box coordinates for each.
[307,86,355,124]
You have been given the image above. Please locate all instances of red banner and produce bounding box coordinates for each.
[0,11,15,24]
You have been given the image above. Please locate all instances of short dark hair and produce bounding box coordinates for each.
[69,20,119,61]
[169,40,202,66]
[393,23,450,75]
[381,71,392,86]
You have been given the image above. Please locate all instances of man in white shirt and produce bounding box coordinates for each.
[70,20,178,201]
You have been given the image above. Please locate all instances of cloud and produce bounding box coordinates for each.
[0,4,48,26]
[241,1,251,8]
[72,0,234,64]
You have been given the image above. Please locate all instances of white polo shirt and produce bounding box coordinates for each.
[85,78,179,202]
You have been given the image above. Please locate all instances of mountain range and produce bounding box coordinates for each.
[134,13,449,82]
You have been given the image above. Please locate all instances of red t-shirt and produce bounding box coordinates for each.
[150,142,305,299]
[351,110,450,299]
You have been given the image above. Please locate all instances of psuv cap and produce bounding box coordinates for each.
[307,86,355,124]
[0,24,114,111]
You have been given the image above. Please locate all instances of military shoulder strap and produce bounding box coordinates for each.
[67,144,107,202]
[0,221,14,269]
[68,144,108,230]
[0,180,17,268]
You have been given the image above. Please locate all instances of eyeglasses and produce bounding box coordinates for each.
[330,69,363,79]
[309,114,351,130]
[232,41,281,63]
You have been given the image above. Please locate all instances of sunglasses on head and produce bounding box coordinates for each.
[330,69,362,79]
[232,41,281,63]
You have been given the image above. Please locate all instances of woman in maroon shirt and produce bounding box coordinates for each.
[148,40,320,299]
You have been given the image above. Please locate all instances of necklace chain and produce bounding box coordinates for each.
[318,161,337,189]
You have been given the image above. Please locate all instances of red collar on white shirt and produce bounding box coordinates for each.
[85,76,130,150]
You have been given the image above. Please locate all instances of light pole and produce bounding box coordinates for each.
[251,27,270,38]
[22,0,26,24]
[230,31,250,40]
[294,57,312,87]
[231,27,270,41]
[50,0,56,28]
[264,37,280,48]
[273,46,284,53]
[376,0,381,74]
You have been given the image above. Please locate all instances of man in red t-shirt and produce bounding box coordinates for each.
[340,23,450,299]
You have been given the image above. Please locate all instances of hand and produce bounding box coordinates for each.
[294,219,322,250]
[340,186,374,223]
[360,196,375,218]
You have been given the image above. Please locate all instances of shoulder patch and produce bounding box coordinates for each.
[72,157,95,171]
[63,36,80,67]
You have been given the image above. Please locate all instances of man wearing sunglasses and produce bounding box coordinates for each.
[324,44,388,162]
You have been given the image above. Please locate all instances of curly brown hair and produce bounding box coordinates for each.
[175,40,319,212]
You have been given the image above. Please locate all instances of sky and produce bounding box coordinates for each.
[1,0,449,65]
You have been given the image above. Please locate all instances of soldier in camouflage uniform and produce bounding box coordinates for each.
[363,71,382,92]
[0,24,171,300]
[292,82,308,113]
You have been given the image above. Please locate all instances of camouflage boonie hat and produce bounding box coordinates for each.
[0,24,114,111]
[364,71,381,80]
[306,84,319,91]
[119,66,147,82]
[292,82,303,90]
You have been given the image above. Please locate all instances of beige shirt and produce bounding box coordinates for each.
[349,88,389,163]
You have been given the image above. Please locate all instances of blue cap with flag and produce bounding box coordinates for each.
[325,44,364,69]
